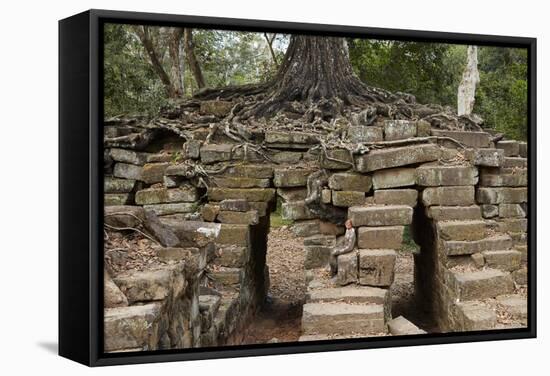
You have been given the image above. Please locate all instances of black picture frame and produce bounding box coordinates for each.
[59,9,537,367]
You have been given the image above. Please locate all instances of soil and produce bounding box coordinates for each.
[242,226,305,344]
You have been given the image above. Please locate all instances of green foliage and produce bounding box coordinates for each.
[104,24,169,117]
[348,39,462,105]
[270,198,293,228]
[401,225,420,253]
[475,47,528,140]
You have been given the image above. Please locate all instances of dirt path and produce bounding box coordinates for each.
[242,226,305,344]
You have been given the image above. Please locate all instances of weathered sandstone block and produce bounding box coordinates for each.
[476,187,527,204]
[208,188,276,202]
[384,120,417,141]
[426,205,481,221]
[348,205,413,226]
[374,189,418,207]
[357,226,404,249]
[422,186,475,206]
[329,172,372,192]
[416,165,478,186]
[273,168,314,187]
[356,144,441,172]
[332,191,365,207]
[358,249,396,287]
[372,167,416,189]
[436,220,486,241]
[135,187,198,205]
[337,252,358,285]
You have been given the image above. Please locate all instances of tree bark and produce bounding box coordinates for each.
[457,45,480,116]
[183,29,206,90]
[168,28,185,97]
[134,26,178,98]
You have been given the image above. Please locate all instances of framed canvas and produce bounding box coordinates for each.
[59,9,536,366]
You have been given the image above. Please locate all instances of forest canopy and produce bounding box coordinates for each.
[104,24,528,140]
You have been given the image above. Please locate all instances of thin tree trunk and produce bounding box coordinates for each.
[263,33,279,68]
[168,29,185,97]
[134,26,177,98]
[183,29,206,90]
[457,45,480,116]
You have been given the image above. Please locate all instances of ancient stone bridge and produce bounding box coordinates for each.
[103,112,528,351]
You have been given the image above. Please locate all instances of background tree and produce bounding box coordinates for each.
[457,45,480,116]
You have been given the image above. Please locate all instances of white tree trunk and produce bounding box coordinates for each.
[457,45,480,116]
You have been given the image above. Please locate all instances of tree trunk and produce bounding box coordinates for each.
[168,29,185,97]
[249,35,392,118]
[457,45,480,116]
[134,26,178,98]
[183,29,206,90]
[263,33,279,68]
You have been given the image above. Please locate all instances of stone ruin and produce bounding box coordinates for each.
[103,101,528,352]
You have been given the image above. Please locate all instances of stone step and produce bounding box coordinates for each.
[348,205,413,227]
[455,301,496,331]
[426,205,482,221]
[388,316,426,335]
[496,295,528,319]
[306,285,390,306]
[442,234,513,256]
[301,302,385,336]
[481,250,522,271]
[448,268,515,301]
[436,220,486,241]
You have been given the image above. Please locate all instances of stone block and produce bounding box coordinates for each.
[143,210,180,247]
[104,270,129,308]
[347,126,383,143]
[104,177,136,193]
[358,249,396,287]
[384,120,417,141]
[448,269,514,301]
[104,303,161,351]
[348,205,413,226]
[356,144,441,172]
[156,247,199,262]
[265,131,319,146]
[282,201,317,220]
[499,204,526,218]
[110,148,151,165]
[201,204,220,222]
[481,204,499,218]
[512,267,527,285]
[421,186,475,206]
[416,120,431,137]
[426,205,481,221]
[113,267,179,304]
[336,252,358,286]
[332,191,365,207]
[442,234,513,256]
[502,157,527,169]
[372,167,416,189]
[219,199,250,212]
[278,188,308,202]
[224,164,274,179]
[497,218,527,233]
[113,163,142,180]
[319,221,345,236]
[496,140,520,157]
[482,250,522,271]
[436,220,486,241]
[208,188,276,202]
[321,189,332,203]
[269,151,303,164]
[357,226,404,249]
[329,172,372,192]
[200,144,233,164]
[291,220,321,237]
[431,130,491,148]
[183,140,201,159]
[214,245,249,268]
[301,302,385,336]
[304,245,331,269]
[199,100,234,117]
[210,267,242,286]
[105,193,131,206]
[273,168,314,187]
[306,285,389,305]
[388,316,426,335]
[304,234,336,247]
[455,302,496,331]
[211,177,271,188]
[374,189,418,207]
[474,148,504,167]
[104,205,145,228]
[144,203,197,216]
[476,187,527,204]
[479,171,527,187]
[416,165,478,186]
[217,210,259,225]
[135,187,198,205]
[216,224,249,246]
[320,148,355,169]
[141,163,169,184]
